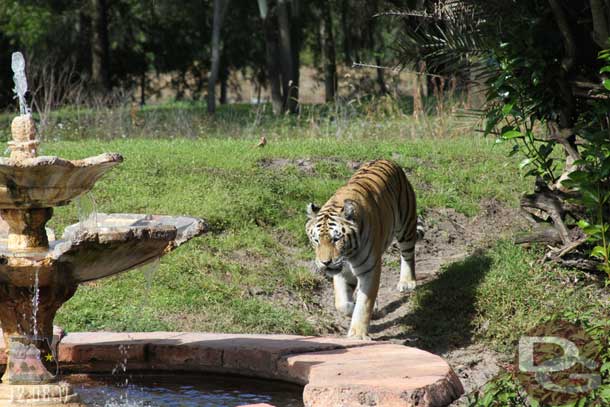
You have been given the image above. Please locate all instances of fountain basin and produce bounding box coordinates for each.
[67,372,304,407]
[0,332,464,407]
[0,213,207,287]
[0,154,123,208]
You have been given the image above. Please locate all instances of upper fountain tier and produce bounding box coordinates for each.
[0,153,122,209]
[0,115,123,209]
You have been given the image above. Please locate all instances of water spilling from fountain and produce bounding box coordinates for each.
[76,193,98,232]
[32,268,40,338]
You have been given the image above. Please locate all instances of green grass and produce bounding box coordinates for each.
[0,97,474,141]
[8,102,596,358]
[405,241,608,354]
[44,133,532,336]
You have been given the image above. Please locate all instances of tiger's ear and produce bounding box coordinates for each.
[343,199,358,220]
[306,203,320,218]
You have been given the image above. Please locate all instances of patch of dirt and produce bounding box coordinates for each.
[259,157,435,194]
[258,157,363,175]
[446,345,507,406]
[226,249,271,270]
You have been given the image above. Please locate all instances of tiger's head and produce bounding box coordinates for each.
[305,199,359,276]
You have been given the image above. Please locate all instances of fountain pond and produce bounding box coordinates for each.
[67,373,304,407]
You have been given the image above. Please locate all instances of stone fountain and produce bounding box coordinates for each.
[0,53,206,405]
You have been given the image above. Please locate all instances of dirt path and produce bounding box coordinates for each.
[313,199,526,405]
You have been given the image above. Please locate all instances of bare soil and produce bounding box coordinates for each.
[258,157,363,175]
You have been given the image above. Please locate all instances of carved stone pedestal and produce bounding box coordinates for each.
[0,382,82,406]
[0,208,53,252]
[0,282,80,405]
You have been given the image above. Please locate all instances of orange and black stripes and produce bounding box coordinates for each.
[306,159,418,277]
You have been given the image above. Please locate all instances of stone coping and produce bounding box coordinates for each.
[1,332,464,407]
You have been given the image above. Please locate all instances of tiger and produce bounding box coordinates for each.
[305,159,421,340]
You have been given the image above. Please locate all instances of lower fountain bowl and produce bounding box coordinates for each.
[0,332,464,407]
[0,213,208,287]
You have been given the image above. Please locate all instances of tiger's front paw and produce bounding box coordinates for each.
[397,280,417,293]
[347,330,372,341]
[347,325,372,341]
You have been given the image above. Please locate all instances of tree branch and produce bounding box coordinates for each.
[591,0,609,48]
[548,0,577,72]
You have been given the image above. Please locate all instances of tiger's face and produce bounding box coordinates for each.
[305,200,359,275]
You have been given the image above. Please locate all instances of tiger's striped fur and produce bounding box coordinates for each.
[306,159,420,339]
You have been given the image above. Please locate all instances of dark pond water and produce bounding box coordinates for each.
[67,373,304,407]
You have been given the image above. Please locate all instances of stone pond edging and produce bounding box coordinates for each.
[2,332,464,407]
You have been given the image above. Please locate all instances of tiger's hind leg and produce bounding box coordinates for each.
[396,215,423,292]
[396,234,417,293]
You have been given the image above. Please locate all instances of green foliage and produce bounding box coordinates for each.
[484,50,560,183]
[481,11,610,277]
[473,4,572,184]
[397,1,610,275]
[469,373,530,407]
[562,50,610,278]
[0,1,53,49]
[469,313,610,407]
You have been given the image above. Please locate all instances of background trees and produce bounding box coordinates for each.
[0,0,407,112]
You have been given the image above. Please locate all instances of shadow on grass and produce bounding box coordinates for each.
[372,249,492,353]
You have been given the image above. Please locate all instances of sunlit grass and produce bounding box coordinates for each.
[47,132,531,334]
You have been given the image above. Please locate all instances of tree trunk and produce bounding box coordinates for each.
[289,1,302,112]
[91,0,111,93]
[591,0,609,48]
[368,0,387,94]
[548,0,580,189]
[320,1,337,102]
[376,57,388,94]
[277,0,296,112]
[207,0,230,114]
[140,71,146,106]
[341,0,352,64]
[415,1,428,99]
[263,18,283,114]
[220,66,228,105]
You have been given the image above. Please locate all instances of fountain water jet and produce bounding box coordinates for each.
[0,53,206,406]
